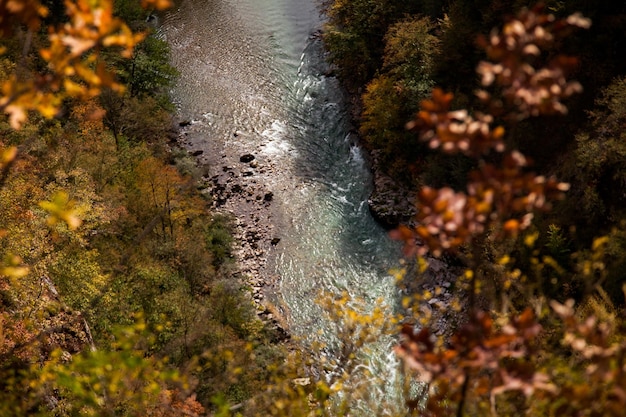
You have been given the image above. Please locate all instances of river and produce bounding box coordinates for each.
[161,0,406,413]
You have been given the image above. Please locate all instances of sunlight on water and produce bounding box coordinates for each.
[163,0,409,413]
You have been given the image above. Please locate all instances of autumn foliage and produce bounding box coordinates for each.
[0,0,284,415]
[4,0,626,415]
[396,7,588,258]
[389,5,626,416]
[0,0,171,128]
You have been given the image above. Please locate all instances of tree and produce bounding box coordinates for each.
[398,6,589,258]
[320,0,423,88]
[0,1,221,415]
[390,5,626,416]
[359,16,439,181]
[0,0,171,129]
[125,35,179,97]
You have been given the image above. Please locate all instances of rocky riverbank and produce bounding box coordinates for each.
[175,120,290,341]
[337,74,465,337]
[339,84,417,231]
[172,92,422,343]
[366,149,417,229]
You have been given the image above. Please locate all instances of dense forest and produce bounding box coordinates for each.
[0,0,287,415]
[2,0,626,416]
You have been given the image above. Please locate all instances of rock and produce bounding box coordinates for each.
[249,160,259,168]
[246,231,260,242]
[293,378,311,386]
[61,350,72,363]
[240,153,255,163]
[366,150,417,229]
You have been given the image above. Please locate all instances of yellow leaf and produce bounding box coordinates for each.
[1,254,29,279]
[36,94,60,118]
[524,231,539,247]
[64,78,86,97]
[592,236,609,252]
[39,191,82,230]
[417,256,429,273]
[1,146,17,165]
[62,212,82,230]
[498,255,511,265]
[1,266,30,279]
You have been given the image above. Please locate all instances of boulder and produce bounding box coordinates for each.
[366,150,417,229]
[240,153,255,163]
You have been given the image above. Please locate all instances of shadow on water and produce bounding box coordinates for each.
[282,35,402,286]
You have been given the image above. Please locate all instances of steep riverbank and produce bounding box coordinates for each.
[332,79,418,231]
